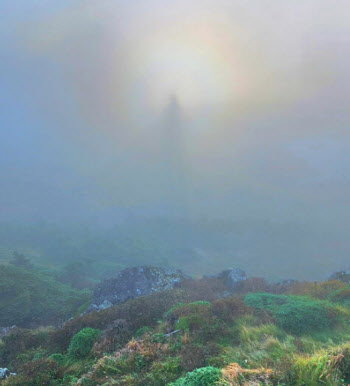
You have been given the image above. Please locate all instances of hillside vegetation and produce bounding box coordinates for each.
[2,264,350,385]
[0,263,91,328]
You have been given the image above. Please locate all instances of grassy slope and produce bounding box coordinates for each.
[2,277,350,385]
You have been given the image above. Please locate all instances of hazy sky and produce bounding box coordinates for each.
[1,0,350,231]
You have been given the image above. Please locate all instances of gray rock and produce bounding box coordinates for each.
[218,268,247,290]
[91,266,185,311]
[0,368,10,380]
[0,325,16,340]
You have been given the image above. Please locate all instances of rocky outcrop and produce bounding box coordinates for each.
[0,368,10,380]
[208,268,247,290]
[91,266,186,311]
[219,268,247,289]
[0,325,16,340]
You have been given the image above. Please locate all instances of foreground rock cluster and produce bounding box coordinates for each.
[90,266,187,311]
[90,266,252,312]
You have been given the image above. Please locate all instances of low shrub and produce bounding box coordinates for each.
[143,357,181,385]
[177,278,227,302]
[329,287,350,304]
[3,358,61,385]
[134,326,152,338]
[67,328,101,359]
[92,319,129,355]
[170,366,222,386]
[275,300,330,334]
[167,302,214,338]
[0,328,49,369]
[49,288,186,352]
[245,293,346,334]
[180,343,207,371]
[49,352,66,365]
[211,296,251,323]
[167,301,211,318]
[288,280,347,300]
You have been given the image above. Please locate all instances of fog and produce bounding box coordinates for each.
[1,0,350,279]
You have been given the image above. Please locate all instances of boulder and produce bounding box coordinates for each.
[0,325,16,340]
[217,268,247,290]
[0,368,10,380]
[91,266,185,311]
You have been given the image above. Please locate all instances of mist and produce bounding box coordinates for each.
[1,0,350,280]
